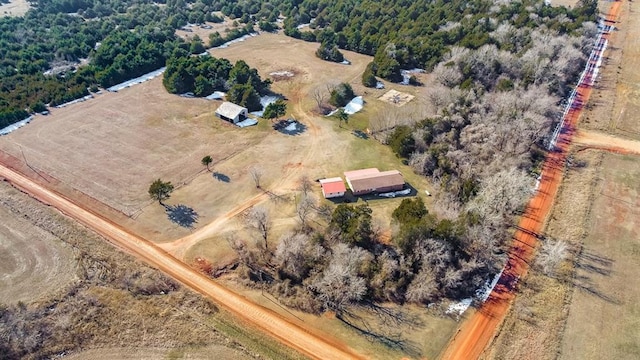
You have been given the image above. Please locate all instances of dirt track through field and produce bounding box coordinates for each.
[439,2,623,359]
[159,76,327,259]
[0,163,364,360]
[574,129,640,155]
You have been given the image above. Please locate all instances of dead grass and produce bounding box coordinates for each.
[0,181,302,360]
[1,31,447,358]
[0,186,77,305]
[175,17,236,43]
[63,345,248,360]
[0,0,30,17]
[559,153,640,360]
[0,31,433,245]
[0,78,264,217]
[221,281,459,360]
[485,150,604,360]
[582,0,640,140]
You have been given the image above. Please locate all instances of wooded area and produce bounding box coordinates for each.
[0,0,596,126]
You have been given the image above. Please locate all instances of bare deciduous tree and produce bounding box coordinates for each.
[535,238,568,277]
[369,107,398,135]
[249,165,264,188]
[246,206,271,252]
[312,86,327,112]
[274,232,325,281]
[309,243,372,314]
[467,167,533,230]
[296,195,315,228]
[432,62,463,88]
[298,175,313,195]
[226,234,256,267]
[406,265,439,303]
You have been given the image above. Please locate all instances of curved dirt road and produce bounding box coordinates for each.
[440,2,622,359]
[159,81,330,259]
[0,164,364,360]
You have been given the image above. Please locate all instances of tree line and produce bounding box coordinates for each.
[0,0,269,126]
[0,0,597,127]
[280,0,597,83]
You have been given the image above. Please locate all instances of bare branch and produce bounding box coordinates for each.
[246,206,271,252]
[249,165,264,188]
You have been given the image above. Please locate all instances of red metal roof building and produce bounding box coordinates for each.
[344,168,405,195]
[319,177,347,198]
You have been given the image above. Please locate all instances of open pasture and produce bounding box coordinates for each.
[0,31,431,244]
[0,77,263,217]
[559,154,640,359]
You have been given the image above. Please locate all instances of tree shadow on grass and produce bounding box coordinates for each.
[212,171,230,182]
[337,304,423,358]
[273,119,307,136]
[165,204,199,229]
[352,129,369,139]
[570,249,620,304]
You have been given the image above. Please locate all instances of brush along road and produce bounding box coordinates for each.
[0,163,364,360]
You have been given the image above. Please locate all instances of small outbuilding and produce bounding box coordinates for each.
[215,102,248,124]
[319,177,347,199]
[344,168,405,196]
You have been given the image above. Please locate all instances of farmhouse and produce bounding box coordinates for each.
[344,168,405,196]
[319,177,347,199]
[215,102,248,124]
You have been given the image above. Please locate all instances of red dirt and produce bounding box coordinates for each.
[574,129,640,155]
[0,163,365,360]
[439,2,623,359]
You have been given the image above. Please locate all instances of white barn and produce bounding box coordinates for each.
[215,102,248,124]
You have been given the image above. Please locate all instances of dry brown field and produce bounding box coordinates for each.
[486,1,640,358]
[0,0,30,17]
[582,0,640,140]
[0,31,432,246]
[485,150,604,360]
[63,345,250,360]
[0,180,299,360]
[0,79,261,218]
[559,153,640,359]
[0,185,77,305]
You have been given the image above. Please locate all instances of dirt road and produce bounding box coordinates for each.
[159,78,329,259]
[158,192,268,259]
[439,2,623,359]
[0,163,364,360]
[574,129,640,155]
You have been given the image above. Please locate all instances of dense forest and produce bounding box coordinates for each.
[0,0,596,126]
[0,0,250,126]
